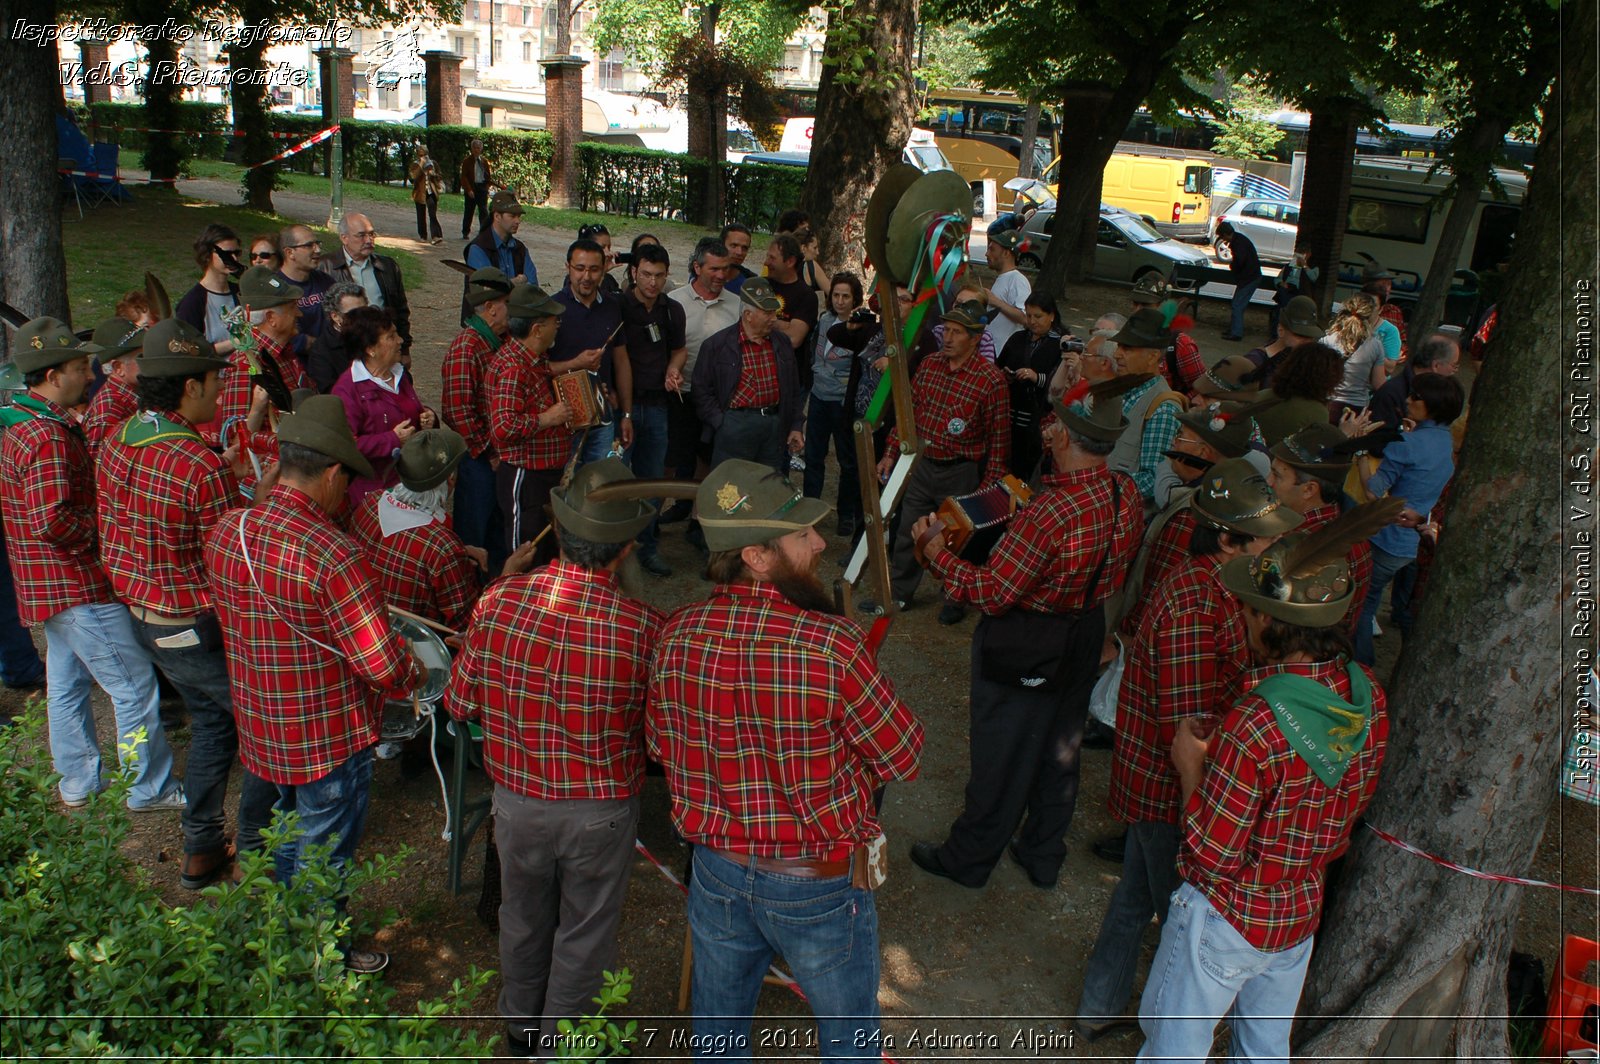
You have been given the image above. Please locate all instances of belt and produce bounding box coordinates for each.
[638,389,671,404]
[731,404,780,417]
[129,605,201,627]
[707,846,852,879]
[922,454,977,468]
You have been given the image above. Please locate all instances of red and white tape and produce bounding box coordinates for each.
[94,126,324,140]
[244,124,340,169]
[1368,823,1600,896]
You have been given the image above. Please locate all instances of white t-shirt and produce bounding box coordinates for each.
[985,269,1031,358]
[1330,333,1388,408]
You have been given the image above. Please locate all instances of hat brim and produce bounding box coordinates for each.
[550,489,655,544]
[13,345,99,375]
[700,496,831,553]
[1220,554,1353,628]
[1052,395,1127,443]
[1267,440,1351,480]
[138,355,230,379]
[740,294,782,312]
[1109,323,1165,348]
[279,420,375,479]
[1190,492,1304,538]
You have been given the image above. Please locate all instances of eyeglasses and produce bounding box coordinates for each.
[578,223,610,239]
[283,240,322,250]
[250,251,276,261]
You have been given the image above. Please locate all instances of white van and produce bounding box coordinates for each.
[777,117,952,173]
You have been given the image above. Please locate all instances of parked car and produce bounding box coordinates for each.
[1210,198,1301,264]
[1017,206,1213,285]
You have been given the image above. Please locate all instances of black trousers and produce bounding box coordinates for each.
[496,462,563,563]
[415,194,442,240]
[463,181,490,237]
[934,607,1104,886]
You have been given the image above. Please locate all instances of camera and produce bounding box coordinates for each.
[1060,337,1086,354]
[849,306,876,325]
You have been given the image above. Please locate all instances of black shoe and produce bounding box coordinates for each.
[505,1024,539,1058]
[1007,842,1056,889]
[3,676,44,692]
[1092,831,1127,865]
[1220,333,1242,342]
[344,948,389,974]
[639,552,673,577]
[937,604,967,626]
[1074,1018,1139,1044]
[659,500,693,525]
[1082,717,1115,750]
[909,841,982,888]
[836,515,858,538]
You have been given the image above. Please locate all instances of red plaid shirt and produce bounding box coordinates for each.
[1167,333,1206,394]
[0,395,113,624]
[217,329,311,458]
[930,466,1141,614]
[445,560,664,801]
[646,582,924,860]
[349,492,482,631]
[1109,553,1251,826]
[1120,504,1199,638]
[729,333,781,408]
[489,337,573,470]
[441,322,501,458]
[1299,502,1372,632]
[84,377,137,457]
[97,410,240,616]
[203,485,425,785]
[1180,658,1389,951]
[887,354,1011,485]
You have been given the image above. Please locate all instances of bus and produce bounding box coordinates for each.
[919,88,1059,213]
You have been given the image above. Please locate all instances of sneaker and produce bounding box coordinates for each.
[639,552,673,578]
[61,792,93,809]
[375,741,404,760]
[128,787,186,813]
[659,500,693,525]
[937,604,967,626]
[345,948,390,974]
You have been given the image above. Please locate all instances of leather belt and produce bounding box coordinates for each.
[129,606,200,627]
[923,455,976,468]
[731,404,780,417]
[707,846,851,879]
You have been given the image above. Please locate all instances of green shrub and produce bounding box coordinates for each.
[574,142,806,230]
[73,101,229,172]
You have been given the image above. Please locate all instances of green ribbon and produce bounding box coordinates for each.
[466,313,503,354]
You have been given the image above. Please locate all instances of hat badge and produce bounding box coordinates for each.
[715,483,750,514]
[168,338,199,356]
[1208,477,1230,499]
[268,278,281,288]
[30,336,44,349]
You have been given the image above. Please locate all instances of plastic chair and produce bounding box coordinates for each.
[445,718,492,894]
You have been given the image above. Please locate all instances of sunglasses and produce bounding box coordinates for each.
[250,251,276,261]
[579,223,610,239]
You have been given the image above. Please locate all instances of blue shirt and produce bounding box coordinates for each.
[465,231,537,288]
[550,284,624,391]
[1367,421,1453,558]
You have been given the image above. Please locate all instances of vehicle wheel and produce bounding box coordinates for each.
[972,186,986,216]
[1018,252,1042,272]
[1213,240,1232,263]
[1133,266,1162,287]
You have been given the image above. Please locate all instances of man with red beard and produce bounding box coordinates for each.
[647,458,924,1060]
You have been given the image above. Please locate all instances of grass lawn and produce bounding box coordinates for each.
[60,186,422,326]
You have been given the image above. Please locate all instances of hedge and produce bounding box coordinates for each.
[74,100,229,173]
[574,141,806,230]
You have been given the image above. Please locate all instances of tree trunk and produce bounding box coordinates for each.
[1295,4,1595,1054]
[230,0,275,212]
[129,1,184,184]
[684,1,726,227]
[1016,94,1041,179]
[1296,99,1360,313]
[798,0,916,277]
[0,0,70,359]
[555,0,572,52]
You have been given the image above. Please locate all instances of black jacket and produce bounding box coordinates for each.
[319,254,412,353]
[691,322,804,439]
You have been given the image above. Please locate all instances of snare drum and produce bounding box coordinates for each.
[554,369,608,429]
[381,613,452,744]
[915,474,1034,566]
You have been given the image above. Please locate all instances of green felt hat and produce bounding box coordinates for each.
[1281,295,1325,339]
[940,299,988,332]
[989,228,1027,254]
[466,267,513,307]
[506,283,564,319]
[1130,273,1168,305]
[1193,354,1263,399]
[1189,456,1304,539]
[884,168,972,286]
[10,317,99,375]
[90,317,146,361]
[137,319,228,378]
[1270,422,1356,481]
[276,394,373,478]
[738,277,783,313]
[489,190,524,215]
[1176,400,1260,459]
[696,458,829,552]
[397,428,467,492]
[1051,373,1146,443]
[550,457,657,544]
[1109,307,1171,350]
[239,265,301,309]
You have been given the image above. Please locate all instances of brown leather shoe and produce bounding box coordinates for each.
[180,843,237,890]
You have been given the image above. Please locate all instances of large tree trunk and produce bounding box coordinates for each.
[229,0,275,212]
[1296,99,1360,313]
[797,0,916,277]
[685,1,726,227]
[0,0,71,359]
[1015,95,1041,179]
[1295,4,1595,1054]
[129,1,185,184]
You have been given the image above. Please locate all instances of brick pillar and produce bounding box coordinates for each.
[78,37,112,106]
[540,55,588,209]
[315,48,356,122]
[423,50,464,127]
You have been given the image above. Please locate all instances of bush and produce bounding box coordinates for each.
[574,142,805,230]
[74,101,229,171]
[0,710,497,1058]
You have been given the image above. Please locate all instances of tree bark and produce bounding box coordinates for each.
[1016,94,1041,179]
[1296,99,1360,313]
[0,0,71,359]
[229,0,275,212]
[1295,3,1595,1054]
[797,0,916,277]
[128,0,185,184]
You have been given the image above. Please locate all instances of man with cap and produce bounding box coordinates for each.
[647,458,924,1058]
[216,265,313,464]
[446,457,666,1057]
[464,191,534,325]
[1213,221,1262,342]
[1267,422,1375,631]
[981,228,1032,355]
[868,299,1010,624]
[83,317,146,456]
[1133,504,1393,1061]
[96,318,279,887]
[691,276,805,477]
[1129,276,1204,393]
[0,318,182,811]
[203,395,425,973]
[443,267,514,573]
[906,388,1142,890]
[489,284,577,558]
[1105,309,1187,511]
[1075,457,1301,1044]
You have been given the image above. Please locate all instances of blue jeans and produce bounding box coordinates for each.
[1077,820,1181,1024]
[803,396,861,524]
[453,451,507,576]
[42,602,178,806]
[1136,882,1313,1063]
[1228,279,1261,338]
[0,525,44,686]
[573,421,617,469]
[1353,544,1415,666]
[623,401,670,553]
[271,747,375,885]
[689,847,880,1061]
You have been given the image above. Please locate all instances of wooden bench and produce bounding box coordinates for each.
[1168,262,1236,322]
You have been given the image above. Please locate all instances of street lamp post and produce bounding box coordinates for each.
[327,37,345,230]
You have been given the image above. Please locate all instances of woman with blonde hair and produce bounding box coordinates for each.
[1325,292,1394,418]
[409,144,445,245]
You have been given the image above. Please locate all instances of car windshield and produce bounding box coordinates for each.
[1114,214,1166,244]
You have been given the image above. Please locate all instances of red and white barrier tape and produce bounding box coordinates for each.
[244,125,340,169]
[1368,823,1600,896]
[94,126,322,139]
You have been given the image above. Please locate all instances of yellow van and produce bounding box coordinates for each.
[1044,150,1214,241]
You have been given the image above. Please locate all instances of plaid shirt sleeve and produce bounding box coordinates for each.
[1172,333,1206,393]
[441,329,494,457]
[84,380,137,457]
[1131,392,1182,503]
[350,495,483,630]
[1120,506,1199,639]
[489,342,572,469]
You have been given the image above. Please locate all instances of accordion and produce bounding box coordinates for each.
[915,474,1035,566]
[553,369,606,429]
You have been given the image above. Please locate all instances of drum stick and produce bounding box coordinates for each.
[387,604,459,638]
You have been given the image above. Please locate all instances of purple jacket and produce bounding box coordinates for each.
[331,365,427,507]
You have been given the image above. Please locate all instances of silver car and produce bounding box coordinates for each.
[1016,207,1213,285]
[1209,198,1301,264]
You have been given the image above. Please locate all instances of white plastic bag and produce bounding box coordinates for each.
[1088,634,1126,729]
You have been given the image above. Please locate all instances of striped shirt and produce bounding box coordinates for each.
[444,560,664,801]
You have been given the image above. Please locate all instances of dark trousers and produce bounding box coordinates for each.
[463,181,490,238]
[934,611,1102,886]
[415,194,442,240]
[0,524,43,686]
[1009,423,1043,484]
[666,392,710,477]
[454,451,508,576]
[496,462,563,561]
[626,400,670,553]
[890,458,981,605]
[712,407,787,478]
[803,395,861,524]
[130,612,275,856]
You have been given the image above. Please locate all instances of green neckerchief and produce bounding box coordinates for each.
[0,394,72,432]
[466,314,503,354]
[1257,660,1374,787]
[116,409,201,448]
